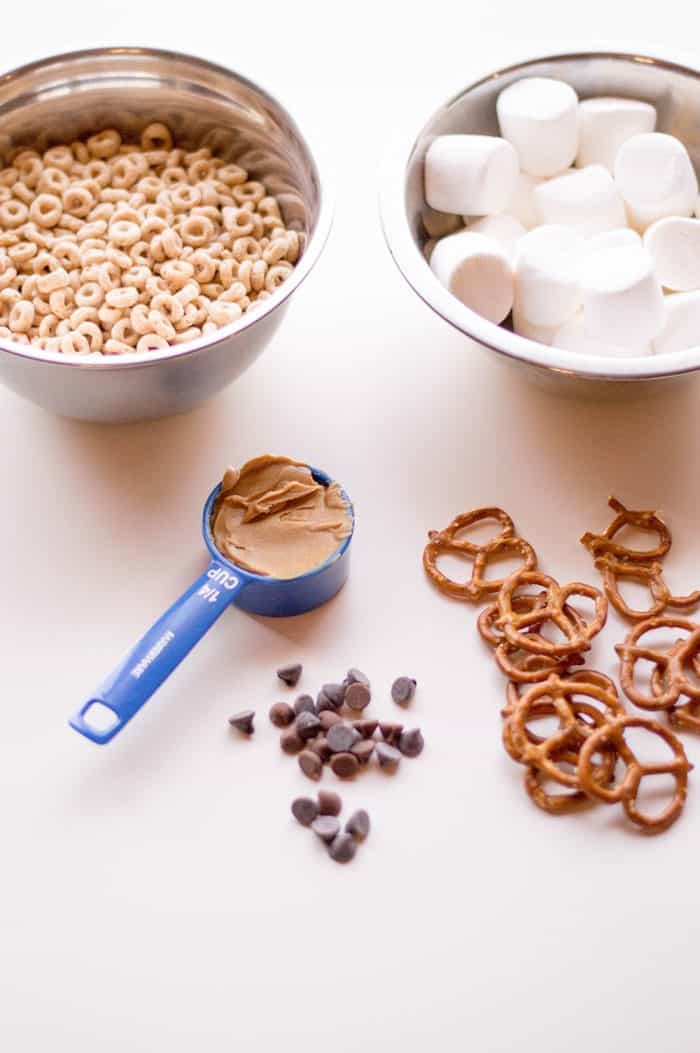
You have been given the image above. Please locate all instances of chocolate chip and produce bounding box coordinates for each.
[322,683,345,707]
[345,682,371,712]
[277,663,302,687]
[269,701,295,728]
[379,721,403,746]
[291,797,318,826]
[280,727,304,755]
[294,694,315,716]
[399,727,424,758]
[330,752,360,779]
[309,735,331,762]
[376,742,401,771]
[315,691,338,715]
[346,809,370,841]
[319,710,343,731]
[352,719,378,738]
[328,832,357,863]
[296,711,322,740]
[299,750,323,781]
[327,723,360,753]
[317,790,342,816]
[228,710,255,734]
[311,815,340,843]
[391,676,417,706]
[346,668,370,689]
[352,739,375,764]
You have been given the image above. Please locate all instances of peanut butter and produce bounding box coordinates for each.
[211,455,352,579]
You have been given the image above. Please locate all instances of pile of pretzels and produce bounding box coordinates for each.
[423,499,697,834]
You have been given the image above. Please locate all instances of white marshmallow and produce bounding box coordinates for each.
[497,77,579,177]
[585,228,642,253]
[534,165,627,236]
[643,217,700,292]
[465,214,526,262]
[576,97,656,173]
[554,311,652,358]
[506,171,544,230]
[654,292,700,353]
[514,225,584,327]
[430,230,514,323]
[581,245,665,347]
[424,135,519,215]
[614,133,698,231]
[511,307,557,345]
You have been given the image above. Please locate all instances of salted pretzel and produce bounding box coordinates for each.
[426,507,516,555]
[669,701,700,734]
[615,615,700,710]
[649,656,700,732]
[577,715,692,833]
[494,643,583,684]
[580,496,672,564]
[423,532,537,602]
[506,674,624,786]
[497,570,607,658]
[502,670,619,763]
[478,593,547,646]
[503,667,618,719]
[524,745,617,815]
[595,555,700,621]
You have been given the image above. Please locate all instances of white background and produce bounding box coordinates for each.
[3,3,700,1050]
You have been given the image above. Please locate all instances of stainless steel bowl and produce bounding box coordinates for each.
[0,47,332,422]
[380,51,700,395]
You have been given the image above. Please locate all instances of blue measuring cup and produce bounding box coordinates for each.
[69,465,354,745]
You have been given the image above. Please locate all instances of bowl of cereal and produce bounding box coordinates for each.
[380,51,700,395]
[0,47,331,421]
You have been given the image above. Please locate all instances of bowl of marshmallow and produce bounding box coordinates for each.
[380,51,700,391]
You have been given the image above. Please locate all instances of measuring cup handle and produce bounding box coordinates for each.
[69,560,243,744]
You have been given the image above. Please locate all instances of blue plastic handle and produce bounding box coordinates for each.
[69,560,243,744]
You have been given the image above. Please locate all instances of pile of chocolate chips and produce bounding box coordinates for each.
[269,664,423,781]
[291,790,369,864]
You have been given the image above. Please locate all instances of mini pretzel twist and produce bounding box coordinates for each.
[577,715,692,833]
[595,555,700,621]
[423,509,536,602]
[580,496,671,564]
[615,616,700,710]
[506,674,624,786]
[524,744,617,815]
[497,570,607,658]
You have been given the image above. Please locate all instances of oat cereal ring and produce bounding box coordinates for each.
[577,715,691,833]
[264,262,293,291]
[87,129,122,159]
[581,496,672,564]
[508,674,624,786]
[0,199,28,229]
[140,123,173,152]
[498,570,608,658]
[136,332,169,353]
[615,616,700,710]
[38,167,70,195]
[423,533,537,602]
[43,145,74,172]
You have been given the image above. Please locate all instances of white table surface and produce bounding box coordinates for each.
[4,4,700,1050]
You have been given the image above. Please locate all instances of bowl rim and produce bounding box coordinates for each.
[379,48,700,382]
[0,45,334,371]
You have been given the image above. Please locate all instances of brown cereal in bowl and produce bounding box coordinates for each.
[0,122,300,357]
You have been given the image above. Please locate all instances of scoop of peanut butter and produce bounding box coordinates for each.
[211,455,352,579]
